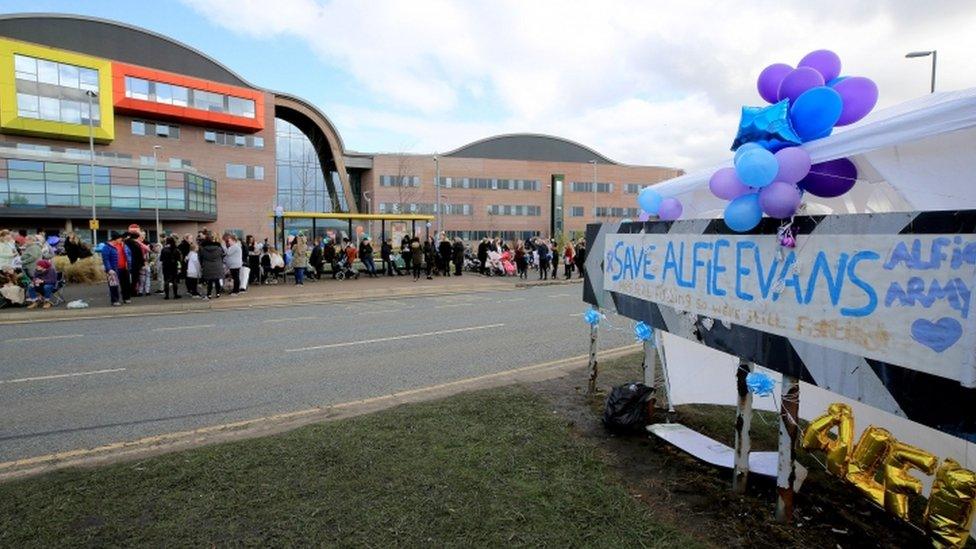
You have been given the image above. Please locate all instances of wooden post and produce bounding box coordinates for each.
[733,360,753,494]
[642,339,656,389]
[653,331,675,413]
[776,375,800,522]
[586,323,599,395]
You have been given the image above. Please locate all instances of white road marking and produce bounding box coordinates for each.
[152,324,215,332]
[433,303,470,309]
[0,368,126,385]
[263,316,318,323]
[286,323,505,352]
[359,309,401,314]
[550,293,573,298]
[4,334,83,344]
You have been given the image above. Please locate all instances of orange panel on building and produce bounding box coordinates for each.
[111,62,264,132]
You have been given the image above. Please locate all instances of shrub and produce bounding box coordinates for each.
[54,255,105,284]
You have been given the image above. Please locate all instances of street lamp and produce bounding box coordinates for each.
[362,190,372,241]
[152,144,162,242]
[85,90,98,245]
[588,160,597,221]
[905,50,937,93]
[433,154,442,235]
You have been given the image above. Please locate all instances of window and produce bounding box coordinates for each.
[252,136,264,148]
[37,59,58,85]
[169,158,184,169]
[204,130,216,143]
[172,85,189,107]
[60,100,81,124]
[228,96,255,118]
[487,204,541,216]
[570,206,585,217]
[126,77,150,100]
[204,129,263,148]
[130,120,180,139]
[13,54,101,125]
[571,181,613,193]
[16,93,38,118]
[234,135,245,146]
[131,120,146,135]
[155,124,170,138]
[38,96,59,121]
[155,82,173,104]
[595,207,640,218]
[625,184,642,194]
[79,68,99,92]
[253,166,264,180]
[58,64,79,89]
[14,54,36,80]
[226,163,246,179]
[380,175,421,187]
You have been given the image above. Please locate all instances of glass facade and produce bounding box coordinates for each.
[0,157,215,215]
[14,54,100,125]
[275,118,346,212]
[124,76,255,118]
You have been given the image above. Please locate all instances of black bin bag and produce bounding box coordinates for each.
[602,382,655,433]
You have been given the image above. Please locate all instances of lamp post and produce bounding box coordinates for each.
[362,190,372,241]
[433,154,441,235]
[85,90,98,245]
[905,50,937,93]
[588,159,597,221]
[152,145,162,242]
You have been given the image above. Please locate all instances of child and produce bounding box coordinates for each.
[185,242,201,297]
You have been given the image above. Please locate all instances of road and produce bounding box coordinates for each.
[0,284,632,462]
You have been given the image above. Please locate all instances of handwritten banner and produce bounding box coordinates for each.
[604,231,976,386]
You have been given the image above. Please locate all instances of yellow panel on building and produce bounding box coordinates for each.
[0,36,114,142]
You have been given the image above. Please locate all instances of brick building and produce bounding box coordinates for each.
[0,14,679,244]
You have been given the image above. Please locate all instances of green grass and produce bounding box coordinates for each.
[0,386,697,548]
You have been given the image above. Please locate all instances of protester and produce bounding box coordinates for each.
[322,238,336,279]
[438,235,453,277]
[223,233,243,296]
[410,237,423,281]
[477,238,489,275]
[159,236,182,300]
[310,236,324,280]
[292,235,309,285]
[25,259,57,309]
[563,241,575,279]
[515,242,527,279]
[199,232,225,299]
[452,237,464,276]
[575,240,586,278]
[185,241,201,297]
[20,235,42,277]
[360,237,377,278]
[536,239,550,280]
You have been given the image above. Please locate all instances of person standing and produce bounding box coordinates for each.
[123,229,145,297]
[575,240,587,278]
[410,237,423,281]
[550,239,559,280]
[185,242,201,297]
[452,237,464,276]
[160,236,182,300]
[322,238,336,279]
[292,235,309,285]
[245,235,260,285]
[438,236,453,277]
[563,241,575,279]
[102,231,131,306]
[223,234,243,296]
[514,242,527,279]
[536,239,550,280]
[310,236,323,280]
[423,237,435,280]
[477,238,489,275]
[401,235,413,274]
[199,232,225,299]
[380,238,394,276]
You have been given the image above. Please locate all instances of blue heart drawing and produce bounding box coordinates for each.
[911,317,962,353]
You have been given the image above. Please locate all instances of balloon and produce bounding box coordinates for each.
[799,158,857,197]
[759,181,802,219]
[734,142,763,163]
[802,403,855,477]
[724,193,763,232]
[798,49,842,82]
[709,167,751,200]
[925,459,976,549]
[826,76,849,87]
[46,236,61,246]
[637,212,650,222]
[658,198,683,221]
[777,67,825,104]
[734,147,778,188]
[774,147,812,184]
[757,63,793,103]
[882,441,938,520]
[789,86,843,142]
[732,100,803,151]
[638,187,663,214]
[833,76,879,126]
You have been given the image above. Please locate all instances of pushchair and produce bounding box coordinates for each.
[334,253,360,280]
[463,250,481,272]
[499,251,516,276]
[484,251,505,276]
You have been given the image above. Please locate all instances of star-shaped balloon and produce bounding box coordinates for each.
[732,99,802,152]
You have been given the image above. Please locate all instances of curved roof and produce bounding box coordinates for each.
[444,133,619,165]
[0,13,255,88]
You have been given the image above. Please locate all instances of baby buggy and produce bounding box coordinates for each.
[499,251,516,276]
[484,250,506,277]
[463,250,481,272]
[334,252,360,280]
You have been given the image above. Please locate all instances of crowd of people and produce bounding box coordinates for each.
[0,225,588,310]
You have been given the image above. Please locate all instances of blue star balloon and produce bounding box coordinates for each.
[732,100,802,152]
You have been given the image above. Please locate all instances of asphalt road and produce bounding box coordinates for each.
[0,284,632,462]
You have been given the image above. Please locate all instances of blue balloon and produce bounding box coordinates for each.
[789,86,843,142]
[724,193,763,232]
[733,142,762,164]
[637,187,662,214]
[734,147,778,188]
[731,100,802,151]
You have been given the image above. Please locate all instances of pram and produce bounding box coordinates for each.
[499,251,516,276]
[484,250,506,276]
[334,252,360,280]
[463,250,481,272]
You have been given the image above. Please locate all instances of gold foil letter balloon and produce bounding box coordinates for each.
[882,441,938,520]
[925,459,976,549]
[845,425,892,506]
[801,402,854,476]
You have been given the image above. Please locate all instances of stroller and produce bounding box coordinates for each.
[484,250,506,276]
[463,250,481,272]
[499,251,516,276]
[334,252,360,280]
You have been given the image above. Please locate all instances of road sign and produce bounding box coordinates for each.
[89,219,99,230]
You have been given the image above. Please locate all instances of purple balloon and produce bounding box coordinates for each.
[777,67,825,104]
[658,198,683,221]
[774,147,812,184]
[637,211,650,222]
[798,158,858,198]
[798,50,842,82]
[757,63,793,104]
[833,76,879,126]
[759,181,802,219]
[709,167,752,200]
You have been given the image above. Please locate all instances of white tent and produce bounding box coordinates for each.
[655,88,976,218]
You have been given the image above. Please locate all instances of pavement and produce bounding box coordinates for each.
[0,281,626,465]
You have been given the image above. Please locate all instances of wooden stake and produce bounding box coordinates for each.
[586,323,599,395]
[776,375,800,522]
[653,331,675,413]
[733,360,753,494]
[642,339,656,389]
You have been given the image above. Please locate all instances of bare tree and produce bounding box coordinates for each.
[388,152,421,216]
[293,139,322,212]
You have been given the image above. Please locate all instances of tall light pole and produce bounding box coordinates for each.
[86,90,98,245]
[906,50,937,93]
[362,190,372,240]
[433,154,441,235]
[152,144,162,242]
[588,160,597,221]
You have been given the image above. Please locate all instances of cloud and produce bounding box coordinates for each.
[182,0,976,169]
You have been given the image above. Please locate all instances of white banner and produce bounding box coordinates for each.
[604,232,976,386]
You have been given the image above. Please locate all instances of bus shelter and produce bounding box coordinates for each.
[270,211,435,250]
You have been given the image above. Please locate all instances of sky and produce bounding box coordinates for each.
[4,0,975,170]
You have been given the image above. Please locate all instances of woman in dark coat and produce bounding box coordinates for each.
[423,237,436,280]
[159,236,182,300]
[410,237,424,281]
[438,237,453,277]
[452,238,464,276]
[198,233,225,299]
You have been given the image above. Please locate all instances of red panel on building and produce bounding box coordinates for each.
[111,62,264,132]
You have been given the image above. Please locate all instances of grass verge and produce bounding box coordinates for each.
[0,386,697,548]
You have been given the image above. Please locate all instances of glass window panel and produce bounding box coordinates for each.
[9,159,44,172]
[171,85,188,107]
[39,96,60,121]
[46,181,79,195]
[154,82,172,104]
[16,93,39,117]
[112,185,140,198]
[9,179,44,193]
[60,100,81,124]
[6,192,46,206]
[170,126,180,139]
[58,63,79,89]
[253,166,264,180]
[127,77,149,100]
[79,68,98,92]
[204,130,216,143]
[14,54,37,80]
[226,164,246,179]
[253,136,264,148]
[156,124,170,137]
[131,120,145,135]
[37,59,58,84]
[234,135,245,146]
[169,158,183,169]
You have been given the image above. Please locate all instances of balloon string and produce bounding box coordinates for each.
[805,169,864,183]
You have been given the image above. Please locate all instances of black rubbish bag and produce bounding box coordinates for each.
[602,382,655,433]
